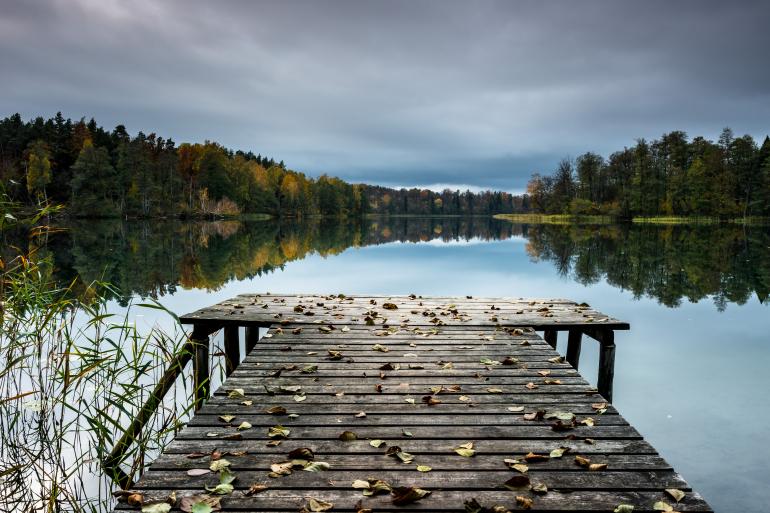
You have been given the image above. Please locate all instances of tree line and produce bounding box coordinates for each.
[0,113,523,218]
[526,129,770,218]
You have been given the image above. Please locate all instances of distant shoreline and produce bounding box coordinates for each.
[494,213,770,225]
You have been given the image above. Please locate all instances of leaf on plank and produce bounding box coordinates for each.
[613,506,634,513]
[245,484,268,496]
[265,406,287,415]
[422,395,441,405]
[391,486,431,505]
[454,442,475,457]
[338,430,358,441]
[515,496,534,509]
[306,498,334,511]
[665,489,686,503]
[503,474,530,490]
[507,406,524,412]
[209,459,230,472]
[525,382,538,390]
[480,357,501,366]
[179,495,221,513]
[523,410,545,421]
[549,447,570,458]
[218,415,235,423]
[385,446,414,464]
[530,482,548,494]
[370,439,386,448]
[372,344,389,352]
[227,389,245,399]
[301,365,318,374]
[487,387,503,394]
[186,468,211,477]
[288,447,315,460]
[268,425,290,438]
[574,455,591,467]
[524,452,549,462]
[237,421,252,431]
[302,461,331,472]
[141,504,171,513]
[652,501,674,512]
[416,465,432,472]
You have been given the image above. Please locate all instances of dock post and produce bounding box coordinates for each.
[597,329,615,402]
[245,326,259,353]
[543,329,557,349]
[566,329,582,368]
[223,325,240,376]
[191,324,211,411]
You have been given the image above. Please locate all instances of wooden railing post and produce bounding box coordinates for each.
[223,325,240,376]
[245,326,259,353]
[543,329,557,349]
[191,324,211,411]
[566,329,582,368]
[597,329,615,402]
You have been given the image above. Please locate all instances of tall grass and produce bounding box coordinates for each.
[0,202,211,512]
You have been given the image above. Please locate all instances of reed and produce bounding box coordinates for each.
[0,194,207,513]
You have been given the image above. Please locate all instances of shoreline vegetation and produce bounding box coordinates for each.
[494,213,770,225]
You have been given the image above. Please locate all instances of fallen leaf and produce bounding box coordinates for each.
[515,496,534,509]
[302,461,331,472]
[402,429,413,437]
[307,498,334,511]
[503,475,530,489]
[265,406,287,415]
[237,421,252,431]
[369,439,386,448]
[268,425,290,438]
[613,506,634,513]
[507,406,524,412]
[524,452,549,462]
[574,455,591,467]
[549,447,570,458]
[338,430,358,441]
[531,482,548,494]
[142,503,171,513]
[245,483,268,496]
[227,389,245,398]
[589,463,608,471]
[301,365,318,374]
[391,486,431,505]
[186,468,211,476]
[665,488,686,503]
[525,382,538,390]
[652,501,674,512]
[209,459,230,472]
[487,388,503,394]
[355,411,366,418]
[416,465,432,472]
[372,344,389,352]
[218,415,235,423]
[179,495,221,513]
[454,442,476,457]
[288,447,315,460]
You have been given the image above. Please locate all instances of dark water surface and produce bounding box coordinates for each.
[19,217,770,512]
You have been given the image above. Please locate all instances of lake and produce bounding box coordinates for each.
[2,216,769,512]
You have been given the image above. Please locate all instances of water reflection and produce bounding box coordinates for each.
[12,217,770,310]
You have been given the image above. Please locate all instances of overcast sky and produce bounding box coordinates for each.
[1,0,768,192]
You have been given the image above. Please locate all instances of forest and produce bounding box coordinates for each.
[0,113,524,218]
[526,128,770,218]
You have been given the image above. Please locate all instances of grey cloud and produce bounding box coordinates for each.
[1,0,768,190]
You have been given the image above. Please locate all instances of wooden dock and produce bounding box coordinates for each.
[116,294,712,512]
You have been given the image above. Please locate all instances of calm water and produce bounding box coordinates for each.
[8,217,770,512]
